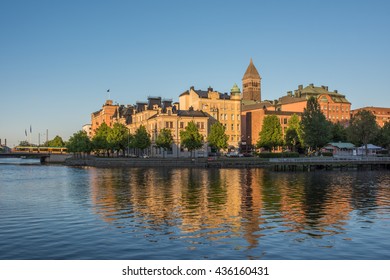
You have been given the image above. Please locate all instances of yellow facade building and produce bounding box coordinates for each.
[179,85,242,148]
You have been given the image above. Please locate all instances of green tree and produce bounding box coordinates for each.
[207,122,228,152]
[257,115,283,151]
[92,122,112,156]
[133,125,151,155]
[301,97,332,152]
[155,128,174,158]
[46,135,65,147]
[66,130,92,158]
[331,122,347,142]
[180,121,203,157]
[107,123,129,156]
[347,110,379,155]
[284,114,303,152]
[376,122,390,150]
[18,140,33,147]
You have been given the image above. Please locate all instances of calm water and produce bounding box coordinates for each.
[1,159,390,259]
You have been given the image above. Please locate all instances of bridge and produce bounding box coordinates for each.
[0,153,51,163]
[0,153,70,163]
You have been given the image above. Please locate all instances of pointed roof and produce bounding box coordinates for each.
[242,58,260,80]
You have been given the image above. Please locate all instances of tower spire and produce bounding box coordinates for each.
[242,59,261,101]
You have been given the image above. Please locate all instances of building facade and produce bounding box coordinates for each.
[179,85,241,148]
[242,59,261,102]
[275,84,351,124]
[90,100,120,137]
[351,107,390,127]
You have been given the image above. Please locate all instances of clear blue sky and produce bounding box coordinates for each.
[1,0,389,147]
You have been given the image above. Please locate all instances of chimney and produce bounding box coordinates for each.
[334,90,338,93]
[298,85,303,90]
[309,83,314,87]
[208,86,213,92]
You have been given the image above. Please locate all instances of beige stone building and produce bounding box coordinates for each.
[179,85,241,148]
[114,97,210,157]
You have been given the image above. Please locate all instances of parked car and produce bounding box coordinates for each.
[226,152,243,157]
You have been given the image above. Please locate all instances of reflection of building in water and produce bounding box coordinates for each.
[240,169,264,248]
[270,173,353,236]
[89,168,267,246]
[89,168,359,248]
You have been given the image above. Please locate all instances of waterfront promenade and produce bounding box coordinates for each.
[64,155,390,170]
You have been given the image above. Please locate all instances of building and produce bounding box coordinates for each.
[119,97,209,157]
[242,58,261,102]
[351,107,390,127]
[275,84,351,124]
[82,124,92,138]
[90,100,120,137]
[240,59,352,151]
[179,85,241,149]
[241,104,301,150]
[322,142,355,156]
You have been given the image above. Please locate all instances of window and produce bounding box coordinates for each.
[231,114,235,121]
[231,124,234,131]
[237,124,240,131]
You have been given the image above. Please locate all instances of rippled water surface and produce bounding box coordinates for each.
[1,163,390,259]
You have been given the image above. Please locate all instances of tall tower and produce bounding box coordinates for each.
[242,58,261,101]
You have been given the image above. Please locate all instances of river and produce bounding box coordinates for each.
[1,159,389,259]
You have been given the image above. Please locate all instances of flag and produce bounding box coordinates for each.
[30,125,32,133]
[107,89,110,92]
[25,129,27,137]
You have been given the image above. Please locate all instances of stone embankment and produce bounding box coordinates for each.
[64,156,270,168]
[64,155,390,170]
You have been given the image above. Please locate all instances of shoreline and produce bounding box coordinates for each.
[64,156,390,171]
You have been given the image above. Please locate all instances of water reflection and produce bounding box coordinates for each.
[88,168,390,253]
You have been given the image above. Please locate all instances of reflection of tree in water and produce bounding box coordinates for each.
[88,167,386,254]
[259,171,354,241]
[239,168,266,250]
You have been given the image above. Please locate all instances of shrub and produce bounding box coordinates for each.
[257,152,300,158]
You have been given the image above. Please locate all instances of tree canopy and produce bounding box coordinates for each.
[92,122,112,156]
[155,128,174,157]
[66,130,92,157]
[301,97,332,151]
[257,115,283,151]
[46,135,65,147]
[133,125,151,152]
[180,121,203,157]
[376,122,390,150]
[347,110,379,155]
[330,122,347,142]
[207,122,228,152]
[284,114,303,152]
[107,123,129,156]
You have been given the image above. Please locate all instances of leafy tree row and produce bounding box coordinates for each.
[66,120,232,158]
[257,97,390,155]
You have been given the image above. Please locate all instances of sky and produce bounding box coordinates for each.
[1,0,389,147]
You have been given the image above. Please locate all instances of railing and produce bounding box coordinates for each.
[269,156,390,163]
